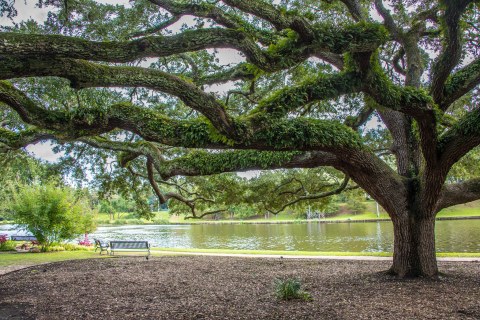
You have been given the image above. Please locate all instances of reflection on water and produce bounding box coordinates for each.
[1,220,479,252]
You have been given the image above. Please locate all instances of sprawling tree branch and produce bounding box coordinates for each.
[339,0,365,21]
[440,57,480,110]
[76,136,339,179]
[438,108,480,172]
[0,58,239,136]
[374,0,402,39]
[148,0,242,30]
[436,178,480,211]
[0,127,56,152]
[250,71,363,118]
[0,23,386,72]
[130,14,182,38]
[430,0,474,104]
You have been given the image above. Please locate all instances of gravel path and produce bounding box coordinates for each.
[1,256,479,319]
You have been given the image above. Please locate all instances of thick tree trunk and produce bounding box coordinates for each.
[389,214,438,278]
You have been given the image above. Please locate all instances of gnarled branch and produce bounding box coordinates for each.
[436,178,480,212]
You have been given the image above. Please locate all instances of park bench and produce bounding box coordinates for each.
[10,235,37,242]
[109,240,151,260]
[94,238,110,255]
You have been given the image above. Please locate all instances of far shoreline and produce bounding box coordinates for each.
[2,215,480,227]
[91,215,480,226]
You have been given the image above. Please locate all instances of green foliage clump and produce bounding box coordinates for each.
[443,58,480,98]
[254,72,362,117]
[313,22,388,53]
[44,242,91,252]
[8,181,97,251]
[256,118,362,149]
[166,150,301,177]
[0,240,16,251]
[274,277,312,301]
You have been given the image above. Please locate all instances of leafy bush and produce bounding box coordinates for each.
[8,181,97,251]
[46,245,66,252]
[0,234,16,251]
[274,278,312,301]
[43,242,90,252]
[230,205,257,219]
[62,243,90,251]
[3,241,17,251]
[151,218,170,225]
[113,219,127,225]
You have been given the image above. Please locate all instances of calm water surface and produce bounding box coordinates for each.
[1,220,479,252]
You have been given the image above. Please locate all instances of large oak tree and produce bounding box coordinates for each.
[0,0,479,278]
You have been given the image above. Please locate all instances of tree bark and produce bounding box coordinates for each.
[389,213,438,278]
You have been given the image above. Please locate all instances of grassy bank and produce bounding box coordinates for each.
[91,200,480,225]
[152,248,480,258]
[152,247,393,257]
[0,251,108,267]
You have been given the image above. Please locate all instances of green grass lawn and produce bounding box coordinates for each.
[151,248,480,258]
[0,251,110,267]
[437,202,480,218]
[151,247,394,257]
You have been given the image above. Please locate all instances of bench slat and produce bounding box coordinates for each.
[110,241,149,249]
[109,241,151,259]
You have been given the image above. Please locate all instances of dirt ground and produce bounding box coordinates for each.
[0,256,479,320]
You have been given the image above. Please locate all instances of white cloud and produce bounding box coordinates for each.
[25,142,63,163]
[0,2,50,26]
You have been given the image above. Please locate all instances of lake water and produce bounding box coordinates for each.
[2,219,479,252]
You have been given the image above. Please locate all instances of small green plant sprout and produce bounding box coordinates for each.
[274,277,313,301]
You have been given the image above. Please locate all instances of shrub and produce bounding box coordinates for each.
[0,234,16,251]
[62,243,90,251]
[46,245,66,252]
[126,218,144,224]
[8,182,97,251]
[274,278,313,301]
[152,218,170,225]
[42,242,90,252]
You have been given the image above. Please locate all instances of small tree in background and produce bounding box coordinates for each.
[8,181,96,251]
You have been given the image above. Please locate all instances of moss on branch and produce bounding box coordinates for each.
[0,127,56,150]
[362,54,434,115]
[252,71,363,117]
[311,22,388,54]
[160,150,302,177]
[437,108,480,172]
[0,29,246,63]
[252,117,363,150]
[441,58,480,110]
[0,79,365,153]
[439,108,480,149]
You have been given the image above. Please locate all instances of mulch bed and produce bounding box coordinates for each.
[0,256,479,319]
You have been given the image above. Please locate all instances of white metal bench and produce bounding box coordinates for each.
[109,240,151,260]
